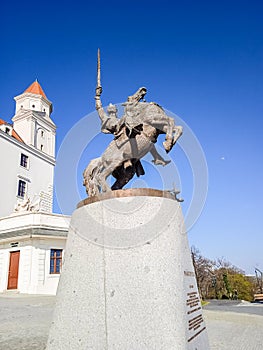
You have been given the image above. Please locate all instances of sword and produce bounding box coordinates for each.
[97,48,101,88]
[95,48,102,98]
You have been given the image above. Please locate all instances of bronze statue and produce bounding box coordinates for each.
[83,49,183,196]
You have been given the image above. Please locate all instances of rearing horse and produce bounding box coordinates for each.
[83,100,182,196]
[83,50,183,196]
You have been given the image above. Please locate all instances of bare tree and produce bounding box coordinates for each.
[191,246,214,299]
[191,248,254,301]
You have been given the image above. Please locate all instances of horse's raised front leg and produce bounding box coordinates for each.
[172,125,183,145]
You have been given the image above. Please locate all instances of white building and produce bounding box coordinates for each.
[0,80,56,217]
[0,212,69,295]
[0,81,70,295]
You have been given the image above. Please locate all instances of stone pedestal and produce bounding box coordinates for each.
[46,189,209,350]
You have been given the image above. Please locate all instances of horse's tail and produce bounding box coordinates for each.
[83,157,100,176]
[83,157,102,195]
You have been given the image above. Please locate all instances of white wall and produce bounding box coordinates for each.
[15,93,52,117]
[0,213,70,295]
[0,136,19,217]
[10,113,33,145]
[12,111,56,157]
[0,133,55,217]
[35,119,56,157]
[0,236,66,295]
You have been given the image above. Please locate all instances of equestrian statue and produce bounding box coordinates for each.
[83,49,183,197]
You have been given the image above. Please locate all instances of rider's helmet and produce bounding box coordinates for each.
[107,103,118,114]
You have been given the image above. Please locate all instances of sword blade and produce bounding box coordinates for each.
[97,48,101,88]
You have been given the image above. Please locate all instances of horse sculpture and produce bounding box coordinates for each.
[83,99,182,196]
[83,50,183,197]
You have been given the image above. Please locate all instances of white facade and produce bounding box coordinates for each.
[0,212,70,295]
[0,81,56,218]
[13,80,56,157]
[0,81,70,295]
[12,109,56,156]
[14,92,52,118]
[0,131,55,217]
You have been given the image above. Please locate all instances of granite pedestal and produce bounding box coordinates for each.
[46,189,209,349]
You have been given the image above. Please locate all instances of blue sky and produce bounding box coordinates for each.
[1,1,263,274]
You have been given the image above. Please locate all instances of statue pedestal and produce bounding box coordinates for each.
[46,189,210,350]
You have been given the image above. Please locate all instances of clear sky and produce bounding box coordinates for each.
[1,1,262,274]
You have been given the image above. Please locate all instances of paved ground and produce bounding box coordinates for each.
[0,294,54,350]
[0,294,262,349]
[203,303,263,350]
[202,300,263,349]
[203,299,263,316]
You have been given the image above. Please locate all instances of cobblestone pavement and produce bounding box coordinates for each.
[0,294,262,349]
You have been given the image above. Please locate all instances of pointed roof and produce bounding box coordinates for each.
[24,80,47,99]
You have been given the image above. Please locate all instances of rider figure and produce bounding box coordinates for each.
[95,86,170,166]
[95,86,120,134]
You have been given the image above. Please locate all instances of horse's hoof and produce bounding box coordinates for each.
[163,141,172,153]
[152,159,171,166]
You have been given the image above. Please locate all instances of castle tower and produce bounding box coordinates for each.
[0,82,69,297]
[12,80,56,157]
[0,81,57,217]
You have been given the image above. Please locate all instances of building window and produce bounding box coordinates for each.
[32,104,35,108]
[41,130,44,137]
[20,154,28,168]
[50,249,62,274]
[5,127,10,134]
[40,144,43,151]
[17,180,26,198]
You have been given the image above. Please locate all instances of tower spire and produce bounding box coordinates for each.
[24,80,47,99]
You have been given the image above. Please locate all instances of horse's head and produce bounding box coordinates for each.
[127,87,147,103]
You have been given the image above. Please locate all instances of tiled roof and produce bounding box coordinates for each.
[0,119,24,143]
[24,80,47,99]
